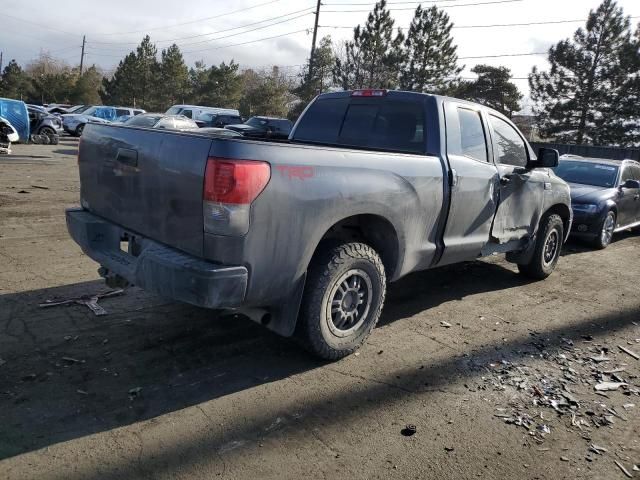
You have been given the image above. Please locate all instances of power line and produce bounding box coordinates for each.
[0,13,77,38]
[322,0,523,13]
[87,6,316,46]
[91,0,286,37]
[86,10,314,53]
[459,51,547,59]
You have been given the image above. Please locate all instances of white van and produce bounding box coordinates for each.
[165,105,240,121]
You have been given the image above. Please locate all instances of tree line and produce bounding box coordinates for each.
[0,0,638,146]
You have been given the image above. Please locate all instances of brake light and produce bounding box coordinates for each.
[204,157,270,204]
[203,157,271,236]
[351,89,387,97]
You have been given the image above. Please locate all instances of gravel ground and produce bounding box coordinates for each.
[1,140,639,480]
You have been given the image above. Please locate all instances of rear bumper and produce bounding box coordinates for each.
[66,208,248,308]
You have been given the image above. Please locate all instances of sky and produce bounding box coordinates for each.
[2,0,640,108]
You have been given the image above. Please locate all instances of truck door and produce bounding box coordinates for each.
[437,102,500,266]
[487,114,545,243]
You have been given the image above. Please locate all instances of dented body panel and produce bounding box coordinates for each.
[67,90,571,337]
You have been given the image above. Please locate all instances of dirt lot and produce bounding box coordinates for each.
[1,140,639,480]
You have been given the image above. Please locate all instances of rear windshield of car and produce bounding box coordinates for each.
[553,160,619,188]
[293,96,425,154]
[124,115,163,127]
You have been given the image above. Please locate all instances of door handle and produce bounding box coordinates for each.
[500,175,511,186]
[115,148,138,168]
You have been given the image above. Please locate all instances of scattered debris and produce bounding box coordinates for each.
[560,456,569,462]
[588,444,607,455]
[440,320,452,328]
[614,460,633,478]
[21,373,37,381]
[594,382,627,392]
[17,190,29,194]
[444,446,454,452]
[76,389,88,395]
[589,351,610,363]
[39,289,125,316]
[618,345,639,361]
[400,425,417,437]
[30,184,49,190]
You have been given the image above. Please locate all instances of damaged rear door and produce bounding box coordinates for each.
[487,113,545,244]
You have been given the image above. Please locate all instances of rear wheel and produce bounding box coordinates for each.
[518,213,564,280]
[590,211,615,250]
[297,242,386,360]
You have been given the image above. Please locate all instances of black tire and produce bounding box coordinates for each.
[38,126,56,136]
[518,213,564,280]
[590,210,616,250]
[297,242,386,360]
[75,124,85,136]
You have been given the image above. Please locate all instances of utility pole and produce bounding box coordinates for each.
[79,35,86,75]
[0,51,3,75]
[308,0,322,79]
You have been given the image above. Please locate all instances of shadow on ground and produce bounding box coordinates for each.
[1,259,635,470]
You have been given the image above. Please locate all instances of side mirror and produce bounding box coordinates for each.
[531,147,559,169]
[621,179,640,189]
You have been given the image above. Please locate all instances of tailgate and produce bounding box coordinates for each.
[78,124,212,256]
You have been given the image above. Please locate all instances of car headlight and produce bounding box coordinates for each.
[572,203,598,213]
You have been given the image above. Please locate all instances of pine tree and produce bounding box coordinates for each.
[134,35,159,110]
[291,36,335,119]
[453,65,522,117]
[399,5,461,93]
[71,65,102,104]
[158,44,189,109]
[529,0,634,145]
[239,67,292,117]
[0,60,32,100]
[333,0,403,89]
[100,52,139,106]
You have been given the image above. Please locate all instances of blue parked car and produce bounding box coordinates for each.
[0,98,30,142]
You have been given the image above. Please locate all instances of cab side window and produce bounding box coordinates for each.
[181,110,192,119]
[489,115,528,167]
[457,108,487,162]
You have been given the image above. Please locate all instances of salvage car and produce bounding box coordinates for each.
[225,116,293,139]
[27,105,63,136]
[165,104,240,122]
[122,113,199,130]
[66,89,571,359]
[195,112,243,128]
[553,155,640,248]
[62,106,145,136]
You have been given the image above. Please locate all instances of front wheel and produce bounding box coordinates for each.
[518,213,564,280]
[297,242,386,360]
[590,210,615,250]
[75,124,85,136]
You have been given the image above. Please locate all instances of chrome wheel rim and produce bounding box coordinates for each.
[326,269,372,337]
[542,230,559,267]
[601,214,615,246]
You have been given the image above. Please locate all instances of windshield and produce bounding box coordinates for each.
[165,106,182,115]
[245,117,268,128]
[124,115,163,128]
[553,161,619,188]
[72,105,91,113]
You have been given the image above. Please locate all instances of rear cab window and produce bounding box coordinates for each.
[293,94,425,154]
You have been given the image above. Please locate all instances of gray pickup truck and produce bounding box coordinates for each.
[66,89,571,359]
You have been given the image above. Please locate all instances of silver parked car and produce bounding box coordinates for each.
[122,113,199,131]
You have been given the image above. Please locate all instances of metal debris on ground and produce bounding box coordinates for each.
[440,320,452,328]
[39,289,125,316]
[614,460,633,478]
[470,330,639,456]
[618,345,640,360]
[128,387,142,399]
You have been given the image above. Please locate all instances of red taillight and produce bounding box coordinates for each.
[351,89,387,97]
[204,157,270,204]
